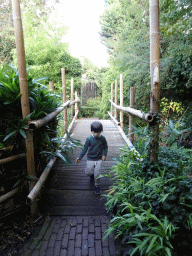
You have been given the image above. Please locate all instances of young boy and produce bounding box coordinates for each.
[76,121,108,194]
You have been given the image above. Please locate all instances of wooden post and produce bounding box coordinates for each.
[71,78,74,120]
[12,0,37,219]
[12,0,36,189]
[114,80,118,120]
[129,87,136,143]
[149,0,160,162]
[75,91,78,115]
[61,68,67,131]
[49,81,54,91]
[111,83,113,115]
[120,74,123,129]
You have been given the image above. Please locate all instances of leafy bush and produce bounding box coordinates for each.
[104,142,192,255]
[0,65,81,193]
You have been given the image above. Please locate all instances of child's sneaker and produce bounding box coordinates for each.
[94,185,101,195]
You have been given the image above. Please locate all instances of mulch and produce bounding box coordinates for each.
[0,210,42,256]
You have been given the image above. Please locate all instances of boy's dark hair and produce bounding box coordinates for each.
[91,121,103,132]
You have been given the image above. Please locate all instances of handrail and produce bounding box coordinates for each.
[0,187,20,204]
[109,99,154,122]
[108,111,142,161]
[29,100,80,130]
[0,153,25,165]
[27,109,80,204]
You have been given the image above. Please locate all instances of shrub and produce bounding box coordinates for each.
[104,142,192,255]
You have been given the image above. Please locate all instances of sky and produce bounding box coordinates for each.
[52,0,109,68]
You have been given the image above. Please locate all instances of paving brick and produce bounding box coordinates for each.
[89,224,94,233]
[71,217,78,226]
[88,234,94,248]
[46,247,54,256]
[102,233,108,247]
[56,228,64,241]
[103,247,110,256]
[50,219,57,228]
[101,223,107,233]
[69,227,76,239]
[62,234,69,248]
[53,224,60,234]
[95,240,102,256]
[109,239,116,256]
[94,218,101,227]
[82,227,88,240]
[54,240,62,256]
[77,224,83,233]
[76,216,83,223]
[89,247,95,256]
[82,240,88,256]
[61,220,67,228]
[68,240,75,256]
[48,234,57,247]
[75,247,81,256]
[39,240,49,255]
[83,217,89,227]
[101,216,108,224]
[55,218,62,224]
[64,224,71,233]
[60,249,67,256]
[88,217,94,224]
[75,234,82,248]
[95,227,101,240]
[44,227,53,240]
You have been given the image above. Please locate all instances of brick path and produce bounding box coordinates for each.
[20,216,116,256]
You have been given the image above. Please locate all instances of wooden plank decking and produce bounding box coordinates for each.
[40,118,126,216]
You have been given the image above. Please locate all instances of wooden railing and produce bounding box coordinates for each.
[108,74,155,159]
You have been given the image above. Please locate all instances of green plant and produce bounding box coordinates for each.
[103,139,192,255]
[129,215,177,256]
[0,64,62,192]
[163,119,188,146]
[40,132,82,164]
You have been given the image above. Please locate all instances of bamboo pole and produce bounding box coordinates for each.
[0,187,20,204]
[75,91,78,114]
[0,153,25,165]
[114,80,118,120]
[129,87,136,143]
[71,78,74,120]
[109,100,154,122]
[149,0,160,162]
[49,81,54,91]
[111,83,113,115]
[61,68,67,131]
[29,101,71,130]
[107,111,120,125]
[120,74,123,129]
[12,0,36,192]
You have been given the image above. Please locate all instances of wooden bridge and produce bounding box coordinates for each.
[40,118,126,216]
